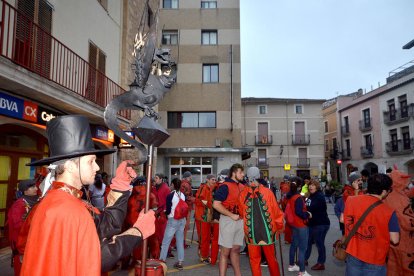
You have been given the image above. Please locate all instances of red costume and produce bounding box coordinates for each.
[194,183,219,264]
[384,169,414,275]
[181,179,194,245]
[344,195,394,265]
[153,182,170,245]
[126,185,160,260]
[239,183,284,276]
[279,181,291,243]
[21,186,101,276]
[342,185,363,203]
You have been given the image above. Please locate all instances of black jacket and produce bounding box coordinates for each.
[305,191,330,227]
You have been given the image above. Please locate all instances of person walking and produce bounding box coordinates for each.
[239,167,284,276]
[286,176,311,276]
[159,178,187,270]
[181,171,194,248]
[342,174,400,276]
[213,163,245,276]
[304,180,330,271]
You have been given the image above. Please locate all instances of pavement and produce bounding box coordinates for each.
[0,203,346,275]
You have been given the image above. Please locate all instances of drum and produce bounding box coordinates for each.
[134,259,166,276]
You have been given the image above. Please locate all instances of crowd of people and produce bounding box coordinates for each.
[6,114,414,276]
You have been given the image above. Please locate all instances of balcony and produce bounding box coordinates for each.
[329,149,339,159]
[0,0,130,119]
[385,138,414,156]
[341,125,350,137]
[255,135,273,146]
[360,146,374,158]
[359,118,373,132]
[342,149,352,160]
[257,159,269,169]
[292,134,310,145]
[383,104,413,125]
[297,158,310,168]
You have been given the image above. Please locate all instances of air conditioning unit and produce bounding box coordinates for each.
[215,138,221,147]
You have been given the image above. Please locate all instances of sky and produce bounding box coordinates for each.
[240,0,414,100]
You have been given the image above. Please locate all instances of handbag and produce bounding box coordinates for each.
[333,200,382,261]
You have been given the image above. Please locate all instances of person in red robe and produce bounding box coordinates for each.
[126,176,160,262]
[7,179,38,275]
[20,115,156,276]
[152,173,171,248]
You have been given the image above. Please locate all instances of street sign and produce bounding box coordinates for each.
[284,164,291,171]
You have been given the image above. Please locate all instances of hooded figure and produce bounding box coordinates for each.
[383,168,414,276]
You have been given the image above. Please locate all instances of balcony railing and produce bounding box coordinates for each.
[255,135,273,146]
[329,149,339,159]
[383,105,413,125]
[297,158,310,168]
[342,149,352,160]
[292,134,310,145]
[341,125,350,137]
[359,118,373,132]
[0,0,130,119]
[360,146,374,158]
[257,159,269,168]
[385,138,414,156]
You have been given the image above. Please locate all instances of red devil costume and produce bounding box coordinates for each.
[152,179,171,246]
[20,115,155,275]
[239,168,284,276]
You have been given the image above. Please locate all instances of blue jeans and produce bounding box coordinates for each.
[289,226,308,272]
[160,217,186,262]
[305,224,330,264]
[346,255,386,276]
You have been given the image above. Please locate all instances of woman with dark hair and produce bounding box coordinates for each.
[304,180,330,271]
[159,178,186,270]
[286,176,312,276]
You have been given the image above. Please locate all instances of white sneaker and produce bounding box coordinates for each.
[298,271,311,276]
[288,264,300,271]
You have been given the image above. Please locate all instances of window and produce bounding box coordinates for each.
[399,94,408,118]
[201,30,217,45]
[388,99,396,121]
[332,138,337,150]
[364,134,372,148]
[324,121,328,133]
[203,64,219,83]
[362,108,371,128]
[258,149,267,165]
[87,42,106,104]
[401,126,410,150]
[162,30,178,45]
[390,129,398,151]
[163,0,178,9]
[344,116,349,132]
[201,1,217,8]
[258,105,267,114]
[295,104,303,114]
[168,112,216,128]
[169,157,213,187]
[325,140,329,151]
[345,139,351,156]
[97,0,107,10]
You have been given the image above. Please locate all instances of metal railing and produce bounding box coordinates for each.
[297,158,310,168]
[0,0,130,119]
[360,146,374,158]
[359,118,372,132]
[291,134,310,145]
[255,135,273,146]
[341,125,350,136]
[385,138,414,155]
[257,159,269,168]
[383,105,413,125]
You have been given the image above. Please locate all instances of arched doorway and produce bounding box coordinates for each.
[0,124,48,248]
[405,159,414,175]
[364,162,378,176]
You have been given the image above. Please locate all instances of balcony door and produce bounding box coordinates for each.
[362,109,371,128]
[258,149,267,166]
[364,134,373,154]
[390,129,398,151]
[258,122,268,144]
[294,121,305,143]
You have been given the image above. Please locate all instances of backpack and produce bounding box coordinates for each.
[284,201,295,226]
[174,192,189,220]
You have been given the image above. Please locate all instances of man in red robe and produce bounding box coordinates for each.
[21,115,156,276]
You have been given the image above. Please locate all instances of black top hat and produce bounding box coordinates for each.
[28,115,116,166]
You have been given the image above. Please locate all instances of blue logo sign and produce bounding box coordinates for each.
[0,91,24,119]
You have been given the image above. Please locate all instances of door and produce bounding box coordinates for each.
[294,122,305,143]
[257,122,268,144]
[298,148,307,167]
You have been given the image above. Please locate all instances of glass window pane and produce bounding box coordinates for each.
[202,157,212,165]
[192,157,201,165]
[18,157,34,180]
[0,156,11,180]
[182,157,191,165]
[172,0,178,9]
[170,167,180,179]
[202,32,208,44]
[170,157,181,165]
[199,112,216,127]
[211,65,218,82]
[182,113,198,128]
[203,65,211,82]
[202,167,212,176]
[211,32,217,44]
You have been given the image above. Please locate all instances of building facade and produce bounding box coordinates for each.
[156,0,251,186]
[241,98,325,181]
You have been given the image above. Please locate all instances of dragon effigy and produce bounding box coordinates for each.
[383,167,414,276]
[104,7,176,164]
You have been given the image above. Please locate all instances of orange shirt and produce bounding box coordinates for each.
[194,183,216,221]
[220,181,244,215]
[344,195,394,265]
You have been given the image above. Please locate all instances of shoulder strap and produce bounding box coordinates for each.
[343,200,382,246]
